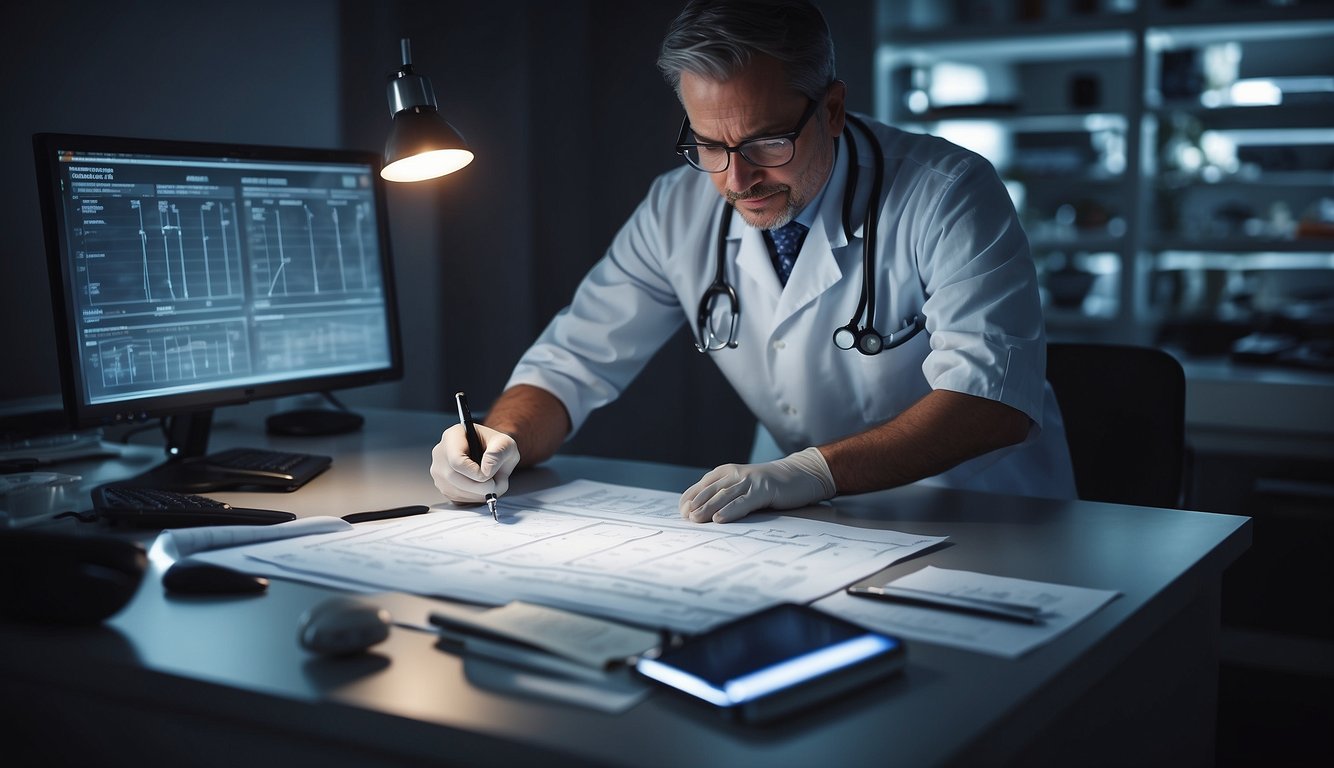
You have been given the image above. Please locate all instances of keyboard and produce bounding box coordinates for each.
[92,485,297,529]
[205,447,332,489]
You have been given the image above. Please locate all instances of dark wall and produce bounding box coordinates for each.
[1,0,875,470]
[0,0,342,428]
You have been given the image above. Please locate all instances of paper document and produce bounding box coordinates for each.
[429,600,660,669]
[193,479,946,634]
[0,432,120,464]
[368,591,653,713]
[161,516,352,559]
[815,566,1120,658]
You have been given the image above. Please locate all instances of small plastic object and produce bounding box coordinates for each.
[0,472,82,528]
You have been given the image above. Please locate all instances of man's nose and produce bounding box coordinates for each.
[725,153,763,193]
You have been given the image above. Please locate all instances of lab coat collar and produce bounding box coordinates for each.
[834,120,876,244]
[814,132,852,250]
[731,125,875,326]
[722,121,876,332]
[772,214,841,327]
[731,221,782,303]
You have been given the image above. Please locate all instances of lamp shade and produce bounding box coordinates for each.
[381,38,474,183]
[382,107,474,182]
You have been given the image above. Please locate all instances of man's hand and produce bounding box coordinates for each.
[679,447,836,524]
[430,423,521,504]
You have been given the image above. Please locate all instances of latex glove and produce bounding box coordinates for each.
[430,423,521,505]
[679,447,836,524]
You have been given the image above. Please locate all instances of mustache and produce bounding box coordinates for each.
[726,183,789,203]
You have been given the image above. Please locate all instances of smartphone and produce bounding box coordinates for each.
[634,603,905,723]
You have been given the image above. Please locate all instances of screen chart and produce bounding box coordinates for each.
[52,149,393,407]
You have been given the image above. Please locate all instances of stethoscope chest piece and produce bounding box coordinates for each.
[833,324,881,355]
[833,314,925,356]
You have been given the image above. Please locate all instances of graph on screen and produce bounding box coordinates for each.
[51,150,394,405]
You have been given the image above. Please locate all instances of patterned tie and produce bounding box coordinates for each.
[765,220,808,286]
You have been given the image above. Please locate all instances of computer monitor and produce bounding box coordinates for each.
[33,132,403,490]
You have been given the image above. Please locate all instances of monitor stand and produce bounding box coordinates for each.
[266,409,364,437]
[118,409,327,493]
[266,392,365,437]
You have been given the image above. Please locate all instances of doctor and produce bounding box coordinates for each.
[431,0,1075,522]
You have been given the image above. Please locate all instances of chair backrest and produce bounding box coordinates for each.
[1046,343,1186,508]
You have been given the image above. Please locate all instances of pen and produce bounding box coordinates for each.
[341,505,430,524]
[846,584,1044,625]
[455,391,499,521]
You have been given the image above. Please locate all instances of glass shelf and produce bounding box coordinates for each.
[1145,14,1334,44]
[898,111,1128,128]
[879,29,1135,62]
[1151,243,1334,260]
[875,0,1334,341]
[1150,104,1334,129]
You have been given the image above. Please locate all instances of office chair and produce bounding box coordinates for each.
[1046,342,1187,508]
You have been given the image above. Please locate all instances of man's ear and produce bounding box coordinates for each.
[825,79,848,136]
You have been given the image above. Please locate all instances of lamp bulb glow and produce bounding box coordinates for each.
[380,149,475,182]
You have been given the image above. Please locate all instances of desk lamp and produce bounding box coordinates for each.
[382,38,474,182]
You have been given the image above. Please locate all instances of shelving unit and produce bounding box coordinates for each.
[874,0,1334,349]
[875,12,1333,762]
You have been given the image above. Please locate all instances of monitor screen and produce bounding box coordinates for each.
[33,133,403,435]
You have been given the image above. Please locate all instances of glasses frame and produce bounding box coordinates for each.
[675,98,820,173]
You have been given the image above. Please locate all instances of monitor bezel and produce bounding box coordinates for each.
[33,132,405,430]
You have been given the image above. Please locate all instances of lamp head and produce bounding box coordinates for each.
[382,38,474,182]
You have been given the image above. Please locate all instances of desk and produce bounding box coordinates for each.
[0,405,1250,767]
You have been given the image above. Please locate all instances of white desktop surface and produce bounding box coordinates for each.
[1,405,1251,767]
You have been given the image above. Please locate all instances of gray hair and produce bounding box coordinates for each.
[657,0,836,101]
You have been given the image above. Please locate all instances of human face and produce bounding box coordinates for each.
[678,55,844,230]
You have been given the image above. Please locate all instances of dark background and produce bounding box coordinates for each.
[0,2,1327,763]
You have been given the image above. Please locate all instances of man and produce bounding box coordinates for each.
[431,0,1075,523]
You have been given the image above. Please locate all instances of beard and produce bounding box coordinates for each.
[726,183,799,230]
[723,133,832,231]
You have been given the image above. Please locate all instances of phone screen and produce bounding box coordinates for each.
[635,603,902,709]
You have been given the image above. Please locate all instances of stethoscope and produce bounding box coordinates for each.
[696,113,925,356]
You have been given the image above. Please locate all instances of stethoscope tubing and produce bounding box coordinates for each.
[700,117,923,356]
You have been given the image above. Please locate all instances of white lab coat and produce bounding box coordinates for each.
[507,114,1076,500]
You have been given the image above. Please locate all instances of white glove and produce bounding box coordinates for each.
[679,447,836,524]
[430,423,521,505]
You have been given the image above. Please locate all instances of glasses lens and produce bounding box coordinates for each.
[739,137,795,168]
[685,145,729,173]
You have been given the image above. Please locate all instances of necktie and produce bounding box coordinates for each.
[765,220,808,286]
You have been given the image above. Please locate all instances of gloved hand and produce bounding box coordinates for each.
[679,447,836,524]
[430,423,521,505]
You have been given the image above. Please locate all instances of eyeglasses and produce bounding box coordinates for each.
[675,98,819,173]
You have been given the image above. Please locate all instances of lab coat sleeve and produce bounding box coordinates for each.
[913,151,1048,426]
[504,178,689,436]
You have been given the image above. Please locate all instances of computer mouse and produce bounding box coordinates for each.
[0,529,146,625]
[163,560,269,596]
[298,596,392,656]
